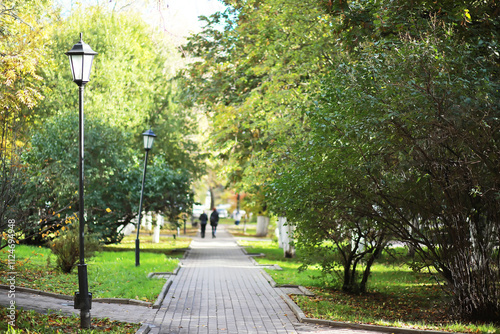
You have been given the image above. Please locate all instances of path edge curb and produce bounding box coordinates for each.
[152,278,173,309]
[0,255,186,309]
[151,251,186,309]
[0,284,73,301]
[135,323,151,334]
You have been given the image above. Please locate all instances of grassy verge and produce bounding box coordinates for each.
[0,235,189,333]
[0,308,140,333]
[237,239,500,334]
[225,221,259,237]
[158,224,199,237]
[103,234,191,254]
[1,235,189,302]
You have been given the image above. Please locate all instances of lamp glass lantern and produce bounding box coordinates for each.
[66,33,98,85]
[142,129,157,151]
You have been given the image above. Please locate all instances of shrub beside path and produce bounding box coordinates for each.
[0,225,382,334]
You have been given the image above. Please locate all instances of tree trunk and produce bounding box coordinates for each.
[256,216,269,237]
[209,187,214,210]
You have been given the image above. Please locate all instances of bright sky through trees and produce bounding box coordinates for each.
[54,0,226,38]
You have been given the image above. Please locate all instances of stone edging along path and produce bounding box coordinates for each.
[3,247,190,309]
[0,275,171,308]
[0,248,191,311]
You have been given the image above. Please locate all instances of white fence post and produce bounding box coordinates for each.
[153,214,163,243]
[278,217,295,258]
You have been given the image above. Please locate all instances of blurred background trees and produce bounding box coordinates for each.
[1,1,201,244]
[0,0,55,229]
[181,0,500,322]
[1,0,499,322]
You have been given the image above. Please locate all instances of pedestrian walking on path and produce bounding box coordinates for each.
[209,207,219,238]
[199,211,208,238]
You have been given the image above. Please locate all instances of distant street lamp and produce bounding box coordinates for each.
[135,129,157,266]
[66,33,97,329]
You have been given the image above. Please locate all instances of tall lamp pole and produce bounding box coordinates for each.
[135,129,157,266]
[65,33,97,329]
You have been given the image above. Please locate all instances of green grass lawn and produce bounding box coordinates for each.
[0,235,188,333]
[236,239,500,334]
[226,225,258,237]
[88,250,179,301]
[225,220,261,237]
[104,234,191,254]
[1,235,188,302]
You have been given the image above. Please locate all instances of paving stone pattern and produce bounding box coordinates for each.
[0,225,383,334]
[150,231,298,333]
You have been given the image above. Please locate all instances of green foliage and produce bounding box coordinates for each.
[20,111,131,244]
[311,18,500,320]
[49,222,101,273]
[181,0,330,210]
[0,0,56,232]
[10,5,201,245]
[34,5,203,175]
[186,0,500,323]
[20,111,194,244]
[134,154,194,223]
[0,0,55,121]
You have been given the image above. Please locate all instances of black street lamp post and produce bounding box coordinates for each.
[66,33,97,329]
[135,129,157,266]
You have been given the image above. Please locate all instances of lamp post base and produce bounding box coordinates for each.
[75,264,92,329]
[80,310,91,328]
[74,292,92,328]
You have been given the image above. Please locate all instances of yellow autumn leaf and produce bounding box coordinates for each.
[464,9,471,22]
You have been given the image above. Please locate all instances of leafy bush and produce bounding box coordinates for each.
[49,222,101,273]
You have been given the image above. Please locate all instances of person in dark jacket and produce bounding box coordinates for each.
[199,211,208,238]
[210,208,219,238]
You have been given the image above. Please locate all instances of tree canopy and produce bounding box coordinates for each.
[2,2,202,244]
[1,0,499,322]
[0,0,56,228]
[182,0,500,321]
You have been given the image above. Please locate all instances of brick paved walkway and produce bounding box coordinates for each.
[0,225,384,334]
[149,226,299,333]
